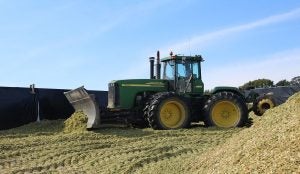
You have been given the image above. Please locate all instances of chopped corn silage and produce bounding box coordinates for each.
[0,120,241,173]
[188,92,300,174]
[0,93,299,174]
[63,111,88,133]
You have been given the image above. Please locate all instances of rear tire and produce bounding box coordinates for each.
[203,92,248,128]
[146,92,191,130]
[253,95,276,116]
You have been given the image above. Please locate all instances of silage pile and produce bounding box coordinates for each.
[188,92,300,173]
[1,93,299,173]
[63,111,88,133]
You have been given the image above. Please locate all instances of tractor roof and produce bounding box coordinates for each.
[160,55,204,62]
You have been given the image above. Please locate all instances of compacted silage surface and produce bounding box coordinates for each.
[0,92,299,174]
[0,112,242,174]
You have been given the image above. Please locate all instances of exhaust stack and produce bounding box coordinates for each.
[156,50,161,79]
[149,57,155,79]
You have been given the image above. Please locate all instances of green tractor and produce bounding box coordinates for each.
[64,51,248,130]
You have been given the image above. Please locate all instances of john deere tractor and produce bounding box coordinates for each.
[64,51,248,130]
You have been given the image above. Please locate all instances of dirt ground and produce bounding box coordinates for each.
[0,93,299,174]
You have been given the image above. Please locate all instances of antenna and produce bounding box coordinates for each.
[188,37,191,56]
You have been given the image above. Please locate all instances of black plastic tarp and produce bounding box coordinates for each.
[0,86,107,130]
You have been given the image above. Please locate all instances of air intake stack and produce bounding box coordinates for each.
[156,50,161,79]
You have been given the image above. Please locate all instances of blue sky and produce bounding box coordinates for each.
[1,0,300,90]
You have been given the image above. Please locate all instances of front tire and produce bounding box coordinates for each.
[146,92,190,130]
[204,92,248,128]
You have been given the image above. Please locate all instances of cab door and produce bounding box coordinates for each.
[176,59,192,93]
[191,62,204,94]
[176,60,203,94]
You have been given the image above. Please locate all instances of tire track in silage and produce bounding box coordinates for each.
[0,121,242,173]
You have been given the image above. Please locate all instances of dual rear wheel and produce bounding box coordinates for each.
[203,92,248,128]
[144,92,248,130]
[145,92,190,130]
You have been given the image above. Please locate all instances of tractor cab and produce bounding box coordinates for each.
[160,53,204,94]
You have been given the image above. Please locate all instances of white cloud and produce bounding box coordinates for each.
[203,48,300,89]
[150,7,300,89]
[162,7,300,54]
[122,8,300,83]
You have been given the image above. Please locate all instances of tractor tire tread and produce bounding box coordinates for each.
[146,92,190,130]
[203,91,248,127]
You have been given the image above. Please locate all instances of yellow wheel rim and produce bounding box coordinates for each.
[211,101,240,128]
[159,100,186,128]
[257,98,274,114]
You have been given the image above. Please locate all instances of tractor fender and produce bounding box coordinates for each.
[211,86,246,101]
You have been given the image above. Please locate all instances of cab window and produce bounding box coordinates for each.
[192,62,200,79]
[163,61,175,80]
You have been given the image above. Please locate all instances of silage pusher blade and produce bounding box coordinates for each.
[64,86,101,129]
